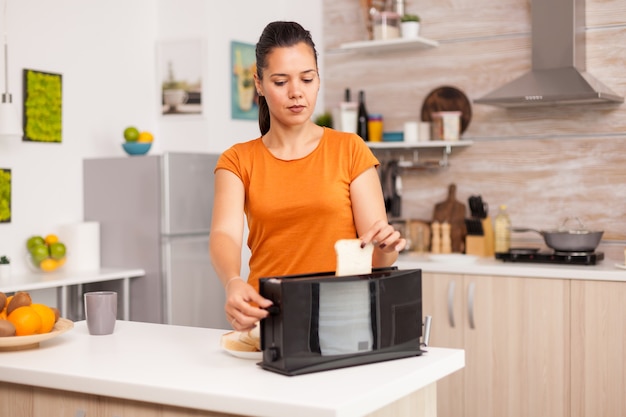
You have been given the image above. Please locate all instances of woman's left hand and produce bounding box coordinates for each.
[360,219,407,253]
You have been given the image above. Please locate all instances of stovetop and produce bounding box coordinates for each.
[495,249,604,265]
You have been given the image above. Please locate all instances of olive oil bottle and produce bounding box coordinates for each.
[494,205,511,253]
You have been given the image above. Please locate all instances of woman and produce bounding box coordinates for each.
[209,21,406,331]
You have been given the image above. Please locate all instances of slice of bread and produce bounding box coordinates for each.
[334,239,374,276]
[221,331,260,352]
[238,323,261,351]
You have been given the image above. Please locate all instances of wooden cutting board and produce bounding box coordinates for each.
[432,183,467,253]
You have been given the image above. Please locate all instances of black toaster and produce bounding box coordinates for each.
[258,267,424,376]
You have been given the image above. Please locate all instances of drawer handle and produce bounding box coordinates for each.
[447,280,456,328]
[468,281,476,329]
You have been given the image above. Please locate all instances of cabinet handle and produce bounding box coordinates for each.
[468,281,476,329]
[447,280,456,328]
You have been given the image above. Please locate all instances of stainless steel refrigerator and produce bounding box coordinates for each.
[83,152,232,329]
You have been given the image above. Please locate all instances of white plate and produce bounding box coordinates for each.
[220,331,262,360]
[614,263,626,270]
[223,348,262,360]
[428,254,478,264]
[0,318,74,351]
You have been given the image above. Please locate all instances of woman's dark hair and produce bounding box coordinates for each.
[256,21,318,135]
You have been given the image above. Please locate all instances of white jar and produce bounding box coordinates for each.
[431,111,462,141]
[373,12,401,41]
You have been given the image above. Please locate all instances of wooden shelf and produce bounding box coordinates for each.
[330,36,438,54]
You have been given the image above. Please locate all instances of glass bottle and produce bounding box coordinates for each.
[357,90,369,141]
[339,88,358,133]
[494,205,511,253]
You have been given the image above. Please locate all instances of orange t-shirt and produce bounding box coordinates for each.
[215,128,379,291]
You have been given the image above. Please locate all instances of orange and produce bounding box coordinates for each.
[8,306,42,336]
[39,258,60,272]
[2,295,13,317]
[31,303,56,333]
[4,295,13,311]
[137,131,154,143]
[44,234,59,245]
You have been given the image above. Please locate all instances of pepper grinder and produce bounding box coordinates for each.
[441,222,452,254]
[430,221,441,253]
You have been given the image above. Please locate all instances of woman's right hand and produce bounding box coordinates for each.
[224,278,272,331]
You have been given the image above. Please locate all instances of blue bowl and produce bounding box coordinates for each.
[383,131,404,142]
[122,142,151,156]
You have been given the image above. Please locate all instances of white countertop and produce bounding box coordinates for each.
[396,253,626,282]
[0,320,464,417]
[0,267,146,293]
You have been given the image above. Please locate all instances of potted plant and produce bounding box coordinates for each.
[400,14,421,39]
[0,255,10,281]
[315,111,334,128]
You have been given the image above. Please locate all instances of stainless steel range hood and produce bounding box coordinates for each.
[475,0,623,107]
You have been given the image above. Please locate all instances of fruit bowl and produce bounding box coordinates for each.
[25,235,68,273]
[122,142,151,156]
[25,252,67,273]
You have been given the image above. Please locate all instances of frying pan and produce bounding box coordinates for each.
[513,217,603,252]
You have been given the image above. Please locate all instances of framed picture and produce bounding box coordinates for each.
[0,168,11,223]
[158,39,204,116]
[231,41,258,121]
[22,69,63,143]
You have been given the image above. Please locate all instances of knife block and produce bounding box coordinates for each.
[466,217,495,257]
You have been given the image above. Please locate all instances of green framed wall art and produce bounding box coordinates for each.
[22,69,63,143]
[0,168,11,223]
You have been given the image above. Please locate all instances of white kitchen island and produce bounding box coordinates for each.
[0,320,464,417]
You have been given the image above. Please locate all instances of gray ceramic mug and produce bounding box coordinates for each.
[84,291,117,335]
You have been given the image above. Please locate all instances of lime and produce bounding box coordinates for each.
[124,126,140,142]
[30,244,49,264]
[26,236,45,251]
[49,242,66,260]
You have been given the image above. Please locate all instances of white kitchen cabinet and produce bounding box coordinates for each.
[571,280,626,417]
[422,272,570,417]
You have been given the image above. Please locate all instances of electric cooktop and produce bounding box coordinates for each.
[495,248,604,265]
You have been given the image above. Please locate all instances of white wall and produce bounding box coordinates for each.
[0,0,322,274]
[156,0,325,153]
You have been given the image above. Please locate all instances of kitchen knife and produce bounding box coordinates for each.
[465,218,484,235]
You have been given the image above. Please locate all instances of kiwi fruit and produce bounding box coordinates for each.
[0,320,16,337]
[7,291,32,316]
[0,292,6,311]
